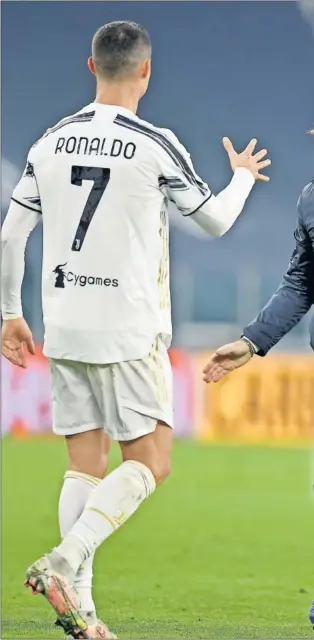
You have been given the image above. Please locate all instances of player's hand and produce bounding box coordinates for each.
[202,339,252,383]
[223,137,271,182]
[1,317,35,368]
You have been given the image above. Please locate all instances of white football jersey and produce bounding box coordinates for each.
[6,103,211,363]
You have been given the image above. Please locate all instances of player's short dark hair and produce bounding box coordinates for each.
[92,21,151,80]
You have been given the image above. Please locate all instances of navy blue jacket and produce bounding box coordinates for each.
[243,181,314,356]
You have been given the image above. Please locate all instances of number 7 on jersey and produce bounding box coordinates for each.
[71,165,110,252]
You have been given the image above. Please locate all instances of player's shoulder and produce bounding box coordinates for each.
[29,104,95,158]
[115,112,188,157]
[156,126,189,156]
[299,179,314,203]
[297,179,314,224]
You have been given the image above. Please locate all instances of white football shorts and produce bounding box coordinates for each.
[49,337,173,441]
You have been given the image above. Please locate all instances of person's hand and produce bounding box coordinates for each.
[203,339,253,383]
[2,317,35,368]
[223,137,271,182]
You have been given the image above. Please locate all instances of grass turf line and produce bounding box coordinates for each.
[2,438,313,638]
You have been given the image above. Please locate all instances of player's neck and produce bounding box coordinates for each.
[94,84,139,115]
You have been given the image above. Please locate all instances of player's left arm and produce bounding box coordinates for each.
[158,132,268,237]
[1,152,41,367]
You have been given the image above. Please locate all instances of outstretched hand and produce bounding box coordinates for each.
[202,339,253,383]
[223,137,271,182]
[2,317,35,368]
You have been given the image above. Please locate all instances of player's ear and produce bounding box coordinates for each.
[138,58,150,80]
[87,57,96,76]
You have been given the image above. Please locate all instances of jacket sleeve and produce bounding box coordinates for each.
[243,186,314,356]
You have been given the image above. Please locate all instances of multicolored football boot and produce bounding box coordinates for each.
[25,556,91,639]
[61,616,117,639]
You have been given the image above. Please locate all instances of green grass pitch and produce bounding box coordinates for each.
[2,437,313,639]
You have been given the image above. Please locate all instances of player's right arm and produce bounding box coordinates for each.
[158,133,271,237]
[1,150,40,367]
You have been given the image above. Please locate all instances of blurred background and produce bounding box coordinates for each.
[2,0,314,441]
[2,4,314,638]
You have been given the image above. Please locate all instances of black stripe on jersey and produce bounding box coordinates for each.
[158,176,189,191]
[25,196,42,209]
[11,196,42,214]
[114,115,208,196]
[44,111,95,137]
[32,112,95,147]
[181,193,213,217]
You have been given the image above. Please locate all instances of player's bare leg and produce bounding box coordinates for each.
[121,422,172,486]
[25,422,171,638]
[59,429,116,638]
[66,428,110,479]
[26,428,116,639]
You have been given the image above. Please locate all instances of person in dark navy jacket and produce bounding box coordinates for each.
[202,177,314,628]
[203,178,314,380]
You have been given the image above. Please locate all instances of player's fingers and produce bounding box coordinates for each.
[245,138,258,155]
[256,159,271,170]
[26,337,36,355]
[213,368,229,383]
[203,357,228,378]
[257,174,271,182]
[203,362,223,383]
[205,366,223,383]
[18,344,27,368]
[13,343,26,368]
[2,346,24,368]
[202,362,211,375]
[203,366,215,382]
[202,355,220,374]
[254,148,268,161]
[2,350,16,366]
[222,137,235,156]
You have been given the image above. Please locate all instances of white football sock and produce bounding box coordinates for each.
[58,471,100,617]
[54,460,156,575]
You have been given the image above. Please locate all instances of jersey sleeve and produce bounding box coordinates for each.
[1,150,42,320]
[157,129,211,215]
[10,154,42,215]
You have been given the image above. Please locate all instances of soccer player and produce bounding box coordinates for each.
[1,21,271,640]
